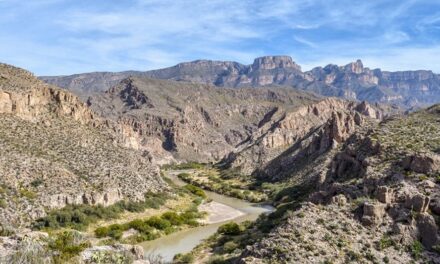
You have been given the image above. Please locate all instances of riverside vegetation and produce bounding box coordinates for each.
[175,168,267,202]
[16,183,209,263]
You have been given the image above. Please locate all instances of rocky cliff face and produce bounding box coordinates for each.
[0,63,167,228]
[239,104,440,263]
[41,56,440,108]
[308,60,440,107]
[85,76,321,164]
[222,98,384,181]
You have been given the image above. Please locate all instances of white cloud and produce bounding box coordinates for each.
[382,31,410,44]
[294,36,318,48]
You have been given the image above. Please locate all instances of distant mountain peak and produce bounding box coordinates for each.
[344,59,364,74]
[251,55,301,71]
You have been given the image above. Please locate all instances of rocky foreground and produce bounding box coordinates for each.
[235,105,440,263]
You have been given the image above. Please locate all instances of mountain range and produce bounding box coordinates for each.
[41,56,440,109]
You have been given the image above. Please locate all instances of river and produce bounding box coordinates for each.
[140,170,273,262]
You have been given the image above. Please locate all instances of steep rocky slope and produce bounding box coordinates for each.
[0,64,167,229]
[85,76,321,163]
[222,99,384,182]
[238,105,440,263]
[41,56,440,108]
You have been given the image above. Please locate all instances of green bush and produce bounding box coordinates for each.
[174,253,195,263]
[94,226,109,238]
[19,188,37,200]
[177,173,191,180]
[207,255,227,264]
[410,240,424,259]
[108,229,123,240]
[146,216,171,230]
[30,179,44,188]
[218,222,241,236]
[184,184,207,199]
[377,235,394,250]
[49,231,90,262]
[161,212,184,225]
[223,241,238,253]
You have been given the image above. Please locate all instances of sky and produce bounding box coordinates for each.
[1,0,440,75]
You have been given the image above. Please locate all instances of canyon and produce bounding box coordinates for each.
[0,60,439,263]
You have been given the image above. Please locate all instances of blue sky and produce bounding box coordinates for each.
[1,0,440,75]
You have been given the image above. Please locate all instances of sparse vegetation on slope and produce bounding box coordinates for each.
[231,105,440,263]
[33,192,169,231]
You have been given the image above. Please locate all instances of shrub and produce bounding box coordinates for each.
[94,226,109,238]
[19,188,37,200]
[146,216,171,230]
[218,222,241,236]
[410,240,424,259]
[30,179,44,188]
[177,173,191,180]
[161,212,183,226]
[184,184,207,199]
[49,231,90,262]
[377,235,394,250]
[207,255,227,264]
[90,251,133,264]
[345,250,361,261]
[108,229,123,240]
[223,241,238,253]
[174,253,195,263]
[6,237,51,264]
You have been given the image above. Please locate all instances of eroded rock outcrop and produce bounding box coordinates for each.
[0,63,167,228]
[223,99,383,180]
[402,153,440,175]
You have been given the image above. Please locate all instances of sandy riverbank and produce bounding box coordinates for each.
[198,201,245,224]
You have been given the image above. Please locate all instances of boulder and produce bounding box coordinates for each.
[361,202,386,226]
[81,244,145,262]
[331,194,348,206]
[429,198,440,215]
[376,186,391,204]
[392,223,417,246]
[402,154,440,174]
[405,193,430,213]
[416,213,439,249]
[309,191,327,204]
[418,180,436,189]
